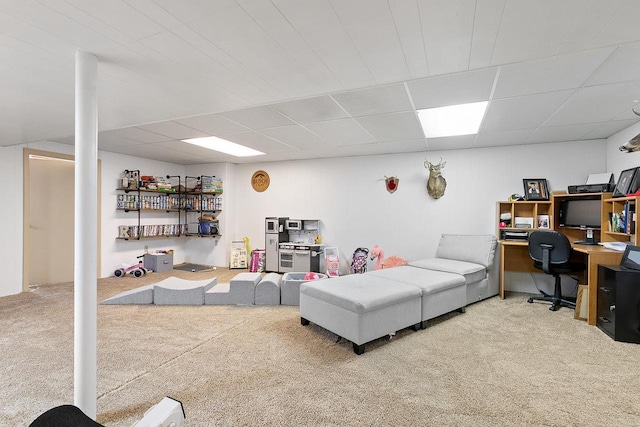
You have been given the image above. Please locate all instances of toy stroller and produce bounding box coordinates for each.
[350,247,369,274]
[324,247,340,277]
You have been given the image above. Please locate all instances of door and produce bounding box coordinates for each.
[28,153,75,285]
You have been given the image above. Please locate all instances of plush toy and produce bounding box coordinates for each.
[370,245,407,270]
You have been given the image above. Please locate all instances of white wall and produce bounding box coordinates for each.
[0,137,609,297]
[229,139,607,276]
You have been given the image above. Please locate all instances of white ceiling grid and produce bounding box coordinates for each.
[0,0,637,164]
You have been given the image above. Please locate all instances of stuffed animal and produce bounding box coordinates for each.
[370,245,407,270]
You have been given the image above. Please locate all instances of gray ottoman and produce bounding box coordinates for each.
[368,266,467,328]
[255,273,282,305]
[205,272,262,305]
[300,275,422,354]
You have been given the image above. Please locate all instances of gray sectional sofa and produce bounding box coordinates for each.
[300,234,498,354]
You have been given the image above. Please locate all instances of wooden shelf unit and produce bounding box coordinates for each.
[602,195,638,245]
[497,200,553,239]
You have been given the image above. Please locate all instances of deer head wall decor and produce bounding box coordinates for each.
[618,106,640,153]
[424,158,447,199]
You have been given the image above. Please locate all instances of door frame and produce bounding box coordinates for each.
[23,148,102,291]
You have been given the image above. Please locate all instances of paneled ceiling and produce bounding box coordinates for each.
[2,0,640,164]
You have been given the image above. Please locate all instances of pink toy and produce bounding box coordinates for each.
[304,272,320,281]
[370,245,407,270]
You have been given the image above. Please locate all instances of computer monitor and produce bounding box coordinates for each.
[559,199,602,230]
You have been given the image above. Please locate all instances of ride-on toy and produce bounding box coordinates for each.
[114,255,147,278]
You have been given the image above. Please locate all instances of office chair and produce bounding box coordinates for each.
[527,230,586,311]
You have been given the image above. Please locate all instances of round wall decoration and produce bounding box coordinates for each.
[251,170,270,192]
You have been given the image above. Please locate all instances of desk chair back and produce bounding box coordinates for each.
[528,230,572,274]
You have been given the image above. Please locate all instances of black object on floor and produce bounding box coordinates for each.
[30,405,104,427]
[172,263,213,272]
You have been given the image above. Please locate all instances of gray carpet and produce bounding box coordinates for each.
[1,268,639,426]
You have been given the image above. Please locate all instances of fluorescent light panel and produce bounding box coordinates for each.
[182,136,265,157]
[417,101,488,138]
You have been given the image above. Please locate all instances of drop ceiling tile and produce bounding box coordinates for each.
[98,133,145,148]
[62,0,165,41]
[105,143,204,164]
[150,0,238,24]
[272,0,376,88]
[481,90,574,132]
[355,112,424,142]
[387,0,429,78]
[333,83,413,117]
[494,48,615,99]
[585,42,640,86]
[490,1,579,65]
[474,129,534,147]
[526,123,601,144]
[224,131,295,153]
[349,138,427,156]
[408,68,496,109]
[330,0,410,83]
[303,118,376,146]
[260,125,331,150]
[545,82,640,126]
[581,119,640,139]
[271,96,349,123]
[136,121,209,140]
[221,106,296,130]
[107,127,173,143]
[468,0,504,69]
[419,0,476,75]
[175,114,250,135]
[426,134,477,151]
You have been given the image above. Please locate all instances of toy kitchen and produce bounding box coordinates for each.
[265,217,324,273]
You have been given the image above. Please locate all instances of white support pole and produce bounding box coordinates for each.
[74,50,98,419]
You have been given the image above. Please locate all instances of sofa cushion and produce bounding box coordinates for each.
[300,275,421,314]
[434,234,497,269]
[408,258,487,285]
[367,266,465,296]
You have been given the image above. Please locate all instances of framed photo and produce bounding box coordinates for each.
[537,214,550,229]
[612,167,638,198]
[523,179,549,200]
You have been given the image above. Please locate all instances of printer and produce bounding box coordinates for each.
[568,173,615,194]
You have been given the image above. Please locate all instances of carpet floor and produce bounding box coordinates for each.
[1,268,639,426]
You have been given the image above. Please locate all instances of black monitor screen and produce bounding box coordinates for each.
[559,199,601,229]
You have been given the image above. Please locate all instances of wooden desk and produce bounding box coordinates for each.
[499,241,623,325]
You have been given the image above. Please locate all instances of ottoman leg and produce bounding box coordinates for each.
[411,323,421,331]
[301,317,310,326]
[353,343,365,355]
[458,307,466,313]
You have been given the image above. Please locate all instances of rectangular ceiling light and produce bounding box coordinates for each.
[417,101,488,138]
[182,136,265,157]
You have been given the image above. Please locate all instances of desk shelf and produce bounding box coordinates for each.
[602,196,638,245]
[497,201,552,239]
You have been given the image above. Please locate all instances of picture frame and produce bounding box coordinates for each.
[612,167,639,198]
[537,214,550,229]
[523,179,549,201]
